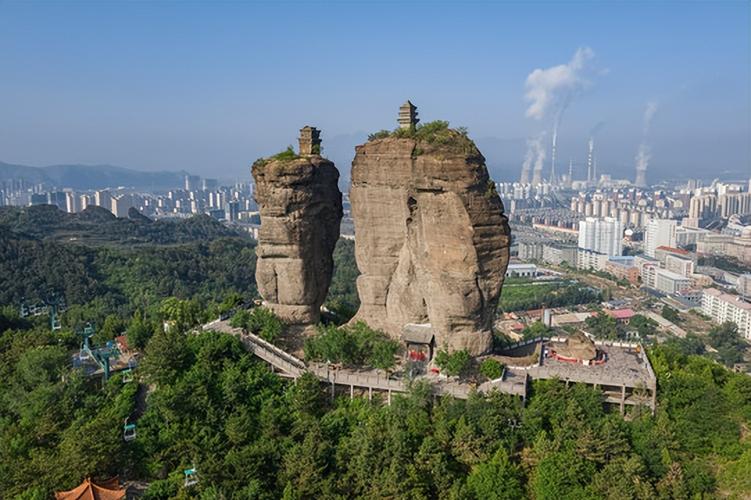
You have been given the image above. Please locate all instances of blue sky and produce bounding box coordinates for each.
[0,1,748,184]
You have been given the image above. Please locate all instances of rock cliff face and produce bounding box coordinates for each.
[252,152,342,324]
[350,130,510,355]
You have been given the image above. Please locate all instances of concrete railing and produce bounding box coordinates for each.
[503,336,642,352]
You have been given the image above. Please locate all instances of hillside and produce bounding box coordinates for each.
[0,205,258,312]
[0,161,188,190]
[0,205,240,245]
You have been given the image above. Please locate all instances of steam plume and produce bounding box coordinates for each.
[635,101,658,187]
[520,138,535,184]
[524,47,595,120]
[530,135,546,185]
[524,47,597,185]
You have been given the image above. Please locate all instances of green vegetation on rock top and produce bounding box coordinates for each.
[368,120,478,156]
[252,146,303,169]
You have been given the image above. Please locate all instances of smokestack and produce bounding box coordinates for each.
[568,159,573,187]
[635,145,648,187]
[549,126,558,185]
[634,101,657,188]
[593,156,598,185]
[586,137,594,184]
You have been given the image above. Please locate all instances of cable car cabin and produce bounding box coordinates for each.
[401,323,436,362]
[122,368,133,384]
[123,421,136,442]
[78,348,91,362]
[184,468,198,487]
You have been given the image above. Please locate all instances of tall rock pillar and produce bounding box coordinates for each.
[350,105,511,355]
[252,127,343,324]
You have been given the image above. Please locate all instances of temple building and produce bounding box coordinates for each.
[55,477,125,500]
[298,125,322,155]
[398,100,419,129]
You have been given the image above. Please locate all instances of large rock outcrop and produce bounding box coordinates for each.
[252,136,342,324]
[350,126,510,355]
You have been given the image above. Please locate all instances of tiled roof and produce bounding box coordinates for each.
[55,478,125,500]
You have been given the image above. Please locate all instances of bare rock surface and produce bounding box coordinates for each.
[252,152,342,324]
[350,129,510,355]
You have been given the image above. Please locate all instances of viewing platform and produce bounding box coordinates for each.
[202,319,655,413]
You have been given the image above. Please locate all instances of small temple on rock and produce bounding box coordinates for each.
[398,100,419,129]
[298,125,322,156]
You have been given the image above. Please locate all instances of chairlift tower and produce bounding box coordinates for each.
[46,291,65,331]
[78,323,120,382]
[19,290,66,331]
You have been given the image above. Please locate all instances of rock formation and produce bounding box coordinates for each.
[350,112,510,355]
[252,127,342,324]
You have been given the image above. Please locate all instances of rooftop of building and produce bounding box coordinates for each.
[507,263,538,270]
[605,308,636,320]
[703,288,751,310]
[607,256,636,268]
[655,246,690,255]
[55,477,125,500]
[500,337,656,389]
[655,268,693,281]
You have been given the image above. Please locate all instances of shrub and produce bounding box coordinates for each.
[271,146,298,161]
[662,305,681,324]
[367,129,391,141]
[434,349,471,377]
[479,358,504,380]
[231,307,283,343]
[303,321,399,370]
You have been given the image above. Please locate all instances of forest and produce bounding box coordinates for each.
[1,206,751,498]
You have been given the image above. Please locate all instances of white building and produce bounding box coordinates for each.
[94,190,111,210]
[505,263,539,278]
[737,274,751,299]
[578,217,624,256]
[665,254,695,277]
[576,249,609,271]
[701,288,751,339]
[644,218,677,257]
[111,194,132,218]
[654,269,693,295]
[65,192,80,213]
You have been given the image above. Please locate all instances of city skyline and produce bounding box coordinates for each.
[0,1,748,183]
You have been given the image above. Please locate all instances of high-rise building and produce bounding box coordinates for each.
[95,190,111,210]
[184,175,201,191]
[65,192,80,213]
[718,192,751,218]
[702,288,751,340]
[644,218,677,257]
[111,194,132,218]
[202,178,218,191]
[47,191,66,210]
[688,194,717,224]
[737,274,751,299]
[577,217,623,257]
[226,200,240,222]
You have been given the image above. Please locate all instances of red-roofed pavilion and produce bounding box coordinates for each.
[55,477,125,500]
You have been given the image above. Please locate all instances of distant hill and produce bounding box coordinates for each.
[0,204,244,246]
[0,161,189,190]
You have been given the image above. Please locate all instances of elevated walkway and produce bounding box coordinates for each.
[202,320,654,413]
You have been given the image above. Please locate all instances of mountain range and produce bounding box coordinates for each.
[0,161,189,190]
